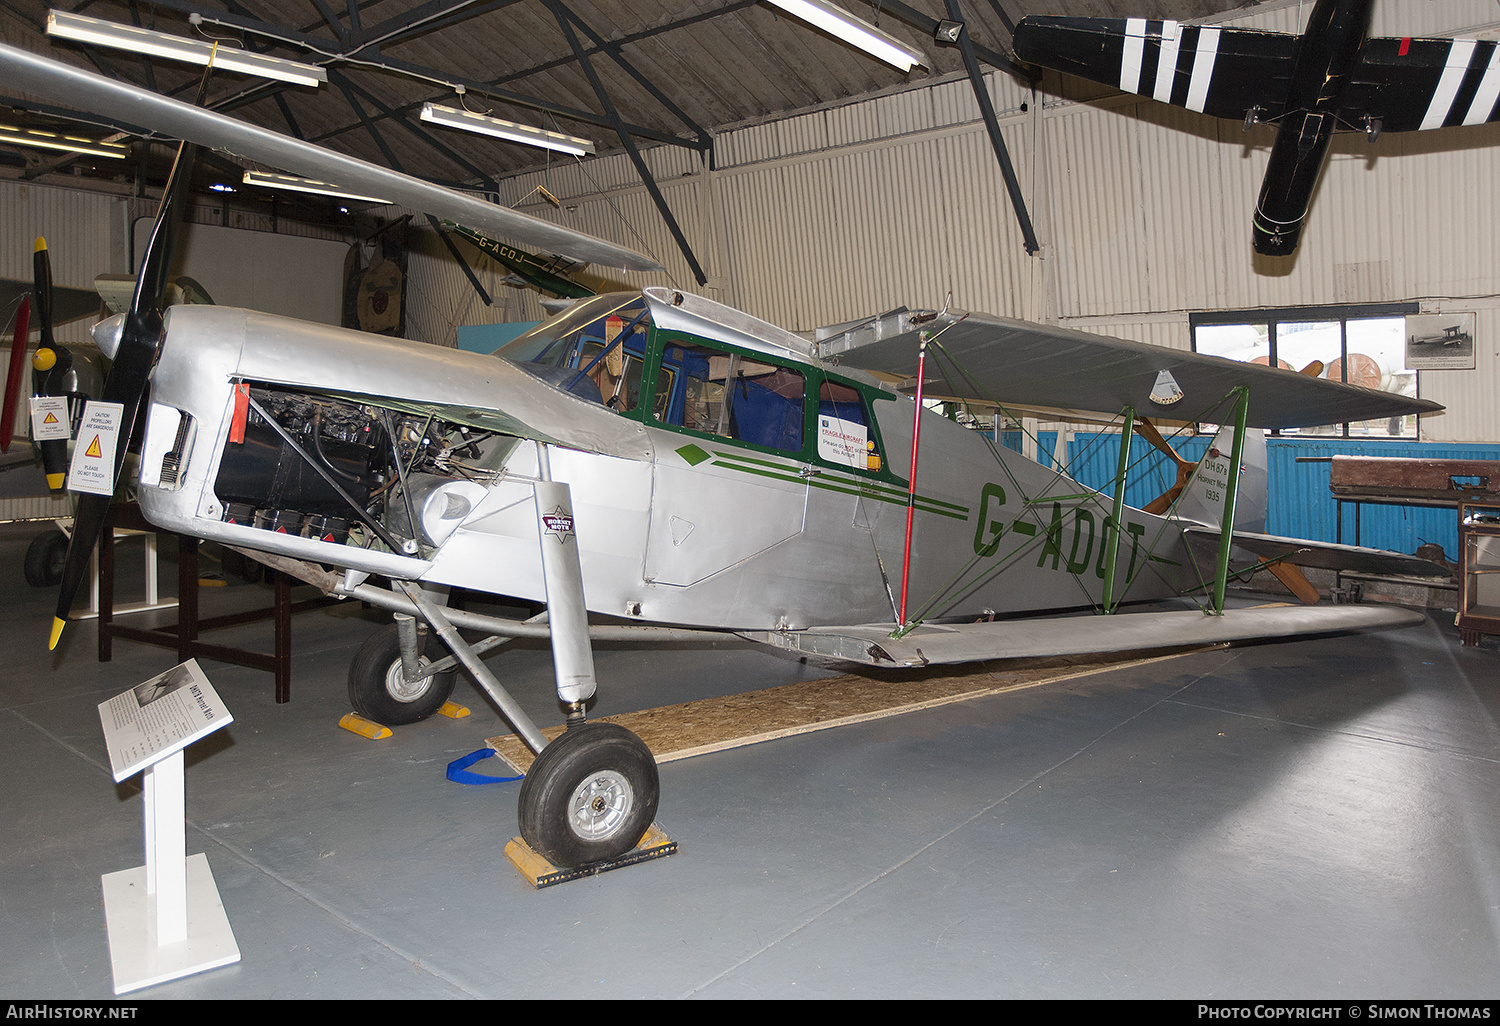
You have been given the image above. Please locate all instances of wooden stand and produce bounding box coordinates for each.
[97,503,336,703]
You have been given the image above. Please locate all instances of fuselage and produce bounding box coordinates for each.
[1253,0,1375,254]
[131,290,1205,631]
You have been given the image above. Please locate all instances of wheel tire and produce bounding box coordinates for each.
[24,530,69,588]
[518,723,660,868]
[347,622,457,725]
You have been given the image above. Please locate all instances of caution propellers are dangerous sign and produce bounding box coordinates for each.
[28,395,69,441]
[66,400,124,496]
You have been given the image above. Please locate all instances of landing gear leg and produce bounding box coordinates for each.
[519,452,659,865]
[393,452,661,868]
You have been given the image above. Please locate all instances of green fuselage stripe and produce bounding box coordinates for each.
[707,450,970,521]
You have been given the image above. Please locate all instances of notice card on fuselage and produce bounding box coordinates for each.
[98,660,233,782]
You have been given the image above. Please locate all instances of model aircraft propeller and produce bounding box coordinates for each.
[48,142,199,651]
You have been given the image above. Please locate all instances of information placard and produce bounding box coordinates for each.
[98,660,233,782]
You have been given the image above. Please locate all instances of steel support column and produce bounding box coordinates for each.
[545,0,708,285]
[944,0,1039,254]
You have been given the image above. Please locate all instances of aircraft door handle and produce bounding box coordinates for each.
[799,466,821,478]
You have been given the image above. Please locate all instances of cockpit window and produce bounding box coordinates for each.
[496,294,652,412]
[652,338,805,453]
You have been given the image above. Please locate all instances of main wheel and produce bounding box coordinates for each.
[347,622,457,725]
[24,529,69,588]
[518,723,660,868]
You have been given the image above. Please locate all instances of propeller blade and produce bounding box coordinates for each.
[34,237,54,349]
[30,239,71,488]
[1,295,30,453]
[1133,417,1196,473]
[50,143,198,649]
[1134,416,1199,516]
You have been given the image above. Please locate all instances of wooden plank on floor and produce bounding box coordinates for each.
[488,647,1213,774]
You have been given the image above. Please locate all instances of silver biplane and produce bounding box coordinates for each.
[3,41,1446,870]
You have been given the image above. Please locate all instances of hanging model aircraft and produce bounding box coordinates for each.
[1012,0,1500,255]
[0,39,1450,870]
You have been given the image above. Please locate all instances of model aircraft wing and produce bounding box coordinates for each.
[0,42,663,273]
[750,603,1424,667]
[827,310,1443,429]
[1180,527,1453,577]
[1012,16,1298,121]
[1342,37,1500,132]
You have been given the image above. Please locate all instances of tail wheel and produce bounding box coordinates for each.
[518,723,659,868]
[347,622,457,725]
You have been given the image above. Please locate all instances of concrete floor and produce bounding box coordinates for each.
[4,520,1500,999]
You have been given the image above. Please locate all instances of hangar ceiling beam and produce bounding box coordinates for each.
[545,0,706,286]
[334,73,493,306]
[556,5,712,153]
[944,0,1038,255]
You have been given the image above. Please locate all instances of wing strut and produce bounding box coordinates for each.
[1101,405,1135,612]
[897,330,931,627]
[1209,386,1250,614]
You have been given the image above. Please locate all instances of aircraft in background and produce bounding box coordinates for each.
[0,38,1449,871]
[444,222,598,300]
[1013,0,1500,255]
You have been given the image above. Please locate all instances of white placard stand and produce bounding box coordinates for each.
[98,662,240,993]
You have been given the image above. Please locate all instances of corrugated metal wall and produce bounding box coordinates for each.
[398,0,1500,450]
[0,179,126,345]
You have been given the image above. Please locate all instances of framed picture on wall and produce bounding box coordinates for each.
[1405,313,1476,370]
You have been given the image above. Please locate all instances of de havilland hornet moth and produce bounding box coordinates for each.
[2,40,1449,870]
[1014,0,1500,255]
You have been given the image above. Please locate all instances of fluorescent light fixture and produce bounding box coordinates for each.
[242,171,389,204]
[764,0,926,71]
[419,103,595,156]
[0,122,128,158]
[47,11,327,87]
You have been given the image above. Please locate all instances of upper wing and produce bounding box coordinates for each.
[0,42,663,273]
[748,604,1424,667]
[1344,37,1500,132]
[1012,16,1298,121]
[825,310,1443,429]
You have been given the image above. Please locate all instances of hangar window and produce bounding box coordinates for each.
[1190,303,1420,437]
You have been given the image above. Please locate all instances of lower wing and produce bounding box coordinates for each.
[745,604,1424,667]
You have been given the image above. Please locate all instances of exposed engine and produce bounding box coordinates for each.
[214,385,504,555]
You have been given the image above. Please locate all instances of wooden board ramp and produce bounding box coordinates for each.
[487,647,1212,774]
[505,826,678,889]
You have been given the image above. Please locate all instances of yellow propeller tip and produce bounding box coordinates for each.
[49,617,66,651]
[34,237,47,253]
[45,472,64,490]
[32,347,56,372]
